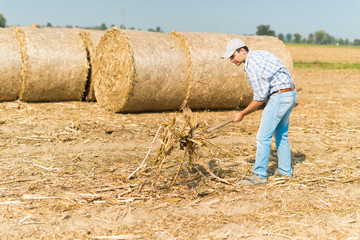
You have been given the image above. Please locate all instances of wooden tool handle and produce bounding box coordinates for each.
[206,118,234,133]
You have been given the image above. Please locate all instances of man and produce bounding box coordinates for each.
[222,39,297,186]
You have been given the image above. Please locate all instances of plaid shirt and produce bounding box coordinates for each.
[244,50,294,101]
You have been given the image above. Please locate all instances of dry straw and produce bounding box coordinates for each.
[128,108,249,186]
[172,32,293,109]
[171,31,251,109]
[13,27,89,102]
[78,30,105,102]
[170,31,194,110]
[95,29,293,112]
[94,28,189,112]
[0,28,22,101]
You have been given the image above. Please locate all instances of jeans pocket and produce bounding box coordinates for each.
[280,96,294,105]
[277,97,295,119]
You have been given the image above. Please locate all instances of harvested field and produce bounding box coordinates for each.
[287,44,360,63]
[0,45,360,239]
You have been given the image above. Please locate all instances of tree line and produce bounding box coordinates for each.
[256,24,360,46]
[0,14,163,33]
[1,13,359,46]
[43,22,163,32]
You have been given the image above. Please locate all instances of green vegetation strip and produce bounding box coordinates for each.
[286,43,360,49]
[294,61,360,70]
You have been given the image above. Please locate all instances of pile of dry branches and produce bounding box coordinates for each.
[128,108,240,186]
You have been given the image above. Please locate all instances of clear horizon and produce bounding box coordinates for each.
[1,0,359,41]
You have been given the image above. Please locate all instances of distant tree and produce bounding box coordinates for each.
[354,39,360,46]
[148,26,163,32]
[293,33,302,43]
[286,33,292,43]
[344,39,350,46]
[278,33,285,42]
[325,33,336,45]
[314,30,327,44]
[119,24,126,29]
[307,33,314,44]
[110,24,115,28]
[99,23,107,30]
[65,25,73,28]
[338,38,345,45]
[256,24,275,36]
[0,14,6,28]
[46,22,53,27]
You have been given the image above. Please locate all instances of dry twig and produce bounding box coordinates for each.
[131,108,240,187]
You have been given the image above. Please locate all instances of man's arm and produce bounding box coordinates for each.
[233,99,266,122]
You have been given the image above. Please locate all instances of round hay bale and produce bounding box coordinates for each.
[171,32,293,109]
[79,30,105,102]
[13,27,89,102]
[171,31,249,109]
[0,28,22,101]
[88,29,104,50]
[94,28,189,112]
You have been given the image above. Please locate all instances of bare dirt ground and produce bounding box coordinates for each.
[1,55,360,238]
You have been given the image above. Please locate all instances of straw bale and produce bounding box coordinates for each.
[28,24,40,28]
[171,32,293,109]
[14,27,89,102]
[94,28,189,112]
[172,31,249,109]
[88,29,104,49]
[0,28,22,101]
[78,30,105,102]
[170,31,194,109]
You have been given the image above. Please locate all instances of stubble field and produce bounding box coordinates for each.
[0,44,360,239]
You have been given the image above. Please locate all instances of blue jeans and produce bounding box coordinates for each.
[253,89,297,178]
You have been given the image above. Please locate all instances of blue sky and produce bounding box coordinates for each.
[1,0,359,40]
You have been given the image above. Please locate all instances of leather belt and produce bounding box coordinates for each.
[272,86,295,94]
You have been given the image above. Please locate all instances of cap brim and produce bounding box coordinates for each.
[221,50,235,59]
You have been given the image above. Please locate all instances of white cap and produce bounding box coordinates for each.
[221,39,246,58]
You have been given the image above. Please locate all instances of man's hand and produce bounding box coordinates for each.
[232,100,266,123]
[233,112,244,122]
